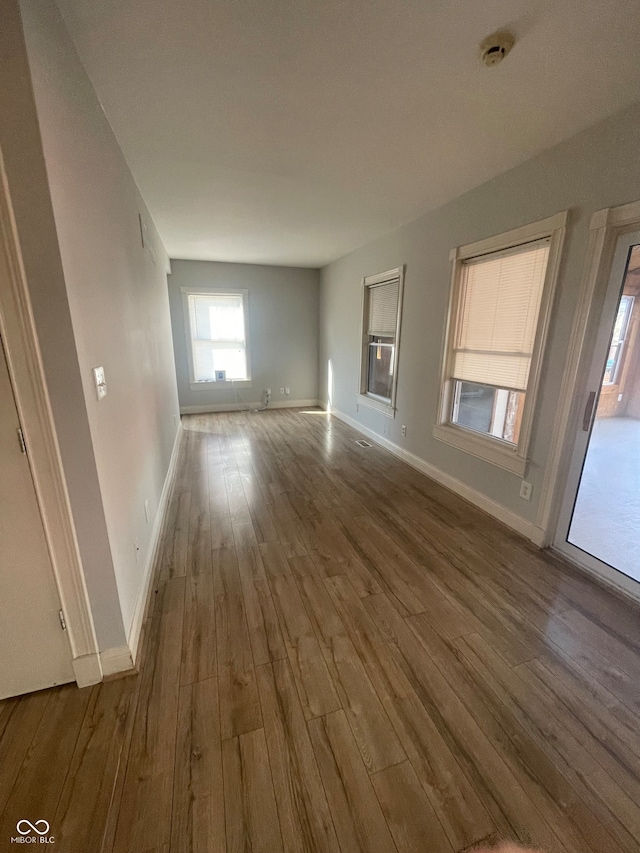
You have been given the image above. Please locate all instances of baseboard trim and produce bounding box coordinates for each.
[180,399,319,414]
[328,406,544,546]
[128,422,184,667]
[72,652,102,687]
[99,645,134,677]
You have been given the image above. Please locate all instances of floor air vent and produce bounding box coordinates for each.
[355,439,373,447]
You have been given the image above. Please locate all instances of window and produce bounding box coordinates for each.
[603,294,634,385]
[358,267,404,416]
[434,213,567,475]
[182,288,251,388]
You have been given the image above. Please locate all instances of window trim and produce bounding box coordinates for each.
[181,286,252,390]
[357,266,404,418]
[433,212,567,476]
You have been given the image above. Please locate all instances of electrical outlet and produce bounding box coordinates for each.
[401,425,407,437]
[280,387,285,394]
[92,365,107,400]
[285,387,290,395]
[519,480,533,501]
[144,499,149,523]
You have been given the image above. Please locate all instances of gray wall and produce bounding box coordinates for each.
[6,0,181,646]
[320,101,640,527]
[169,261,319,411]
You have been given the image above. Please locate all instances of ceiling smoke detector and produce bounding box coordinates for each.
[480,30,515,67]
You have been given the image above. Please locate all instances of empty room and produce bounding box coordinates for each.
[3,1,640,852]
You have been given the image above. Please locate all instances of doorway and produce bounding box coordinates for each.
[556,231,640,590]
[0,332,74,698]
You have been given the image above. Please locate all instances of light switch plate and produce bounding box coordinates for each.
[215,370,227,382]
[93,366,107,401]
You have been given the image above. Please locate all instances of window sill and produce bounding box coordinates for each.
[190,380,252,391]
[357,393,396,418]
[432,422,527,476]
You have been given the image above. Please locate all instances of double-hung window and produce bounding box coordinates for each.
[434,213,566,474]
[358,267,404,416]
[182,288,251,388]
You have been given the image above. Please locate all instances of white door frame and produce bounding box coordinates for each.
[0,149,101,687]
[534,199,640,592]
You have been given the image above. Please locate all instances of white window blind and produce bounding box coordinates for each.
[452,239,550,391]
[367,280,400,337]
[187,293,247,381]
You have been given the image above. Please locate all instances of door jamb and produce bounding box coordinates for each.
[535,199,640,548]
[0,149,101,687]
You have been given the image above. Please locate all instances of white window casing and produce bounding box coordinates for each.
[181,287,252,390]
[358,267,404,417]
[434,212,567,476]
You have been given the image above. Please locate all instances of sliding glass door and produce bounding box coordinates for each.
[555,230,640,592]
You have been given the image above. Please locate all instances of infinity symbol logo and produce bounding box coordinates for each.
[16,820,50,836]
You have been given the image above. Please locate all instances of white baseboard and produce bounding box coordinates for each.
[128,422,184,666]
[100,645,134,677]
[328,406,545,546]
[72,652,103,687]
[98,423,184,679]
[180,398,319,414]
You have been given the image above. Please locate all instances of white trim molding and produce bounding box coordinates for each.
[328,406,545,546]
[100,646,134,678]
[72,653,103,687]
[181,286,252,385]
[434,211,568,476]
[356,392,396,418]
[190,379,252,392]
[0,149,101,686]
[358,266,404,418]
[432,423,528,476]
[536,198,640,546]
[180,398,319,414]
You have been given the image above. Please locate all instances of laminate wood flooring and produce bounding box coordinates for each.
[2,408,640,852]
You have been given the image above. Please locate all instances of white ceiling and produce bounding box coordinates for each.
[56,0,640,267]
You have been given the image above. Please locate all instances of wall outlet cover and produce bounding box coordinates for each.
[92,366,107,401]
[519,480,533,501]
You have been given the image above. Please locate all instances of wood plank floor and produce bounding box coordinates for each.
[2,408,640,852]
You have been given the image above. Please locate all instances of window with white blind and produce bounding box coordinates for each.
[358,267,404,416]
[181,288,251,387]
[434,213,567,475]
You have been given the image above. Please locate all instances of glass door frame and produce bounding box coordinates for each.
[553,227,640,601]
